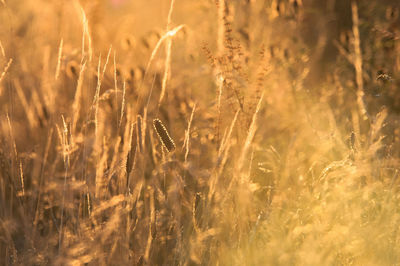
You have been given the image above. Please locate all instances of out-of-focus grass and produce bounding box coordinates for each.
[0,0,400,265]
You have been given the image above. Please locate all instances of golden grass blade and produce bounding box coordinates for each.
[55,38,63,80]
[137,115,143,153]
[158,0,176,105]
[351,0,368,120]
[0,40,5,57]
[126,122,136,175]
[238,92,264,171]
[119,80,126,129]
[0,58,12,85]
[14,79,38,129]
[75,1,92,62]
[144,187,155,263]
[143,24,185,79]
[72,61,87,133]
[184,103,196,163]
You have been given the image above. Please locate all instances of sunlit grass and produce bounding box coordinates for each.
[0,0,399,265]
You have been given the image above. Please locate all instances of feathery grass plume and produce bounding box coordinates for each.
[202,43,217,69]
[253,45,270,103]
[153,118,175,152]
[216,0,227,56]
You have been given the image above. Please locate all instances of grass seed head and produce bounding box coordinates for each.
[153,118,175,152]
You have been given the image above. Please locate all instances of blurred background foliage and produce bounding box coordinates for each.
[0,0,400,265]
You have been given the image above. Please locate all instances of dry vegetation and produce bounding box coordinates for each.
[1,0,400,265]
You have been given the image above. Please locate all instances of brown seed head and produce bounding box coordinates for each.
[153,119,175,152]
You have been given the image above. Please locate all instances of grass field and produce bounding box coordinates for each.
[1,0,400,265]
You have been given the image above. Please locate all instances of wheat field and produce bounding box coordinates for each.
[1,0,400,265]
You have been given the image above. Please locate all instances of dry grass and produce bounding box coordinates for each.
[1,0,400,265]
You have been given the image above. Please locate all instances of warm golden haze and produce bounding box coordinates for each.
[0,0,400,265]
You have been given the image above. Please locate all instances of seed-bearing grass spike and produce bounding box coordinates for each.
[153,118,175,152]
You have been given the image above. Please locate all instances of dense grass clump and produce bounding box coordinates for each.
[0,0,400,265]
